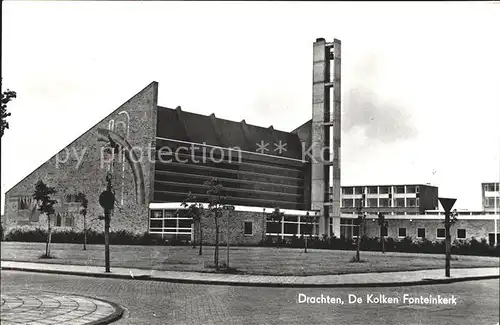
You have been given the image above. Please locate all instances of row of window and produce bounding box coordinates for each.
[149,210,319,238]
[342,186,420,195]
[483,183,499,192]
[342,198,419,208]
[396,227,466,239]
[483,197,500,208]
[339,218,466,239]
[149,210,255,236]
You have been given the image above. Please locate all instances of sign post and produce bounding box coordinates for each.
[223,205,235,269]
[438,197,456,277]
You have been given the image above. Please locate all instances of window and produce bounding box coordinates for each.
[64,217,74,227]
[398,228,406,238]
[488,233,500,246]
[379,198,390,207]
[150,210,163,219]
[380,226,388,237]
[457,229,466,239]
[18,197,29,210]
[354,198,363,208]
[406,186,416,194]
[406,198,417,207]
[56,214,62,227]
[148,209,193,239]
[437,228,445,239]
[379,186,390,194]
[342,187,353,195]
[353,226,359,238]
[368,198,378,207]
[65,194,79,203]
[485,197,500,207]
[354,187,363,195]
[340,218,358,239]
[486,183,499,191]
[244,222,253,235]
[266,214,318,237]
[342,199,354,208]
[417,228,425,238]
[367,186,378,194]
[395,186,405,194]
[395,198,405,207]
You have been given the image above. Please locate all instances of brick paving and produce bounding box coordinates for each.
[1,271,499,325]
[1,261,498,287]
[0,290,121,325]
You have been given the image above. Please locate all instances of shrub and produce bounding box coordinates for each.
[3,228,166,246]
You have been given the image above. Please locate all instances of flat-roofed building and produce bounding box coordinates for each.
[339,184,439,215]
[482,182,499,213]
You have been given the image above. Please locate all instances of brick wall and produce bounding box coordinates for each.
[4,82,158,235]
[194,210,266,245]
[363,218,498,241]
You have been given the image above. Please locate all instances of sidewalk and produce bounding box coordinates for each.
[1,290,123,325]
[1,260,498,288]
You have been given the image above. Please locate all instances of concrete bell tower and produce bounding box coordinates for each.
[311,38,341,237]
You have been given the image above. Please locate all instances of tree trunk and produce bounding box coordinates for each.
[380,226,385,254]
[356,223,361,262]
[304,235,308,253]
[199,223,203,256]
[104,210,110,273]
[381,230,385,254]
[226,212,230,269]
[46,215,52,257]
[214,214,219,271]
[83,215,87,251]
[276,221,280,249]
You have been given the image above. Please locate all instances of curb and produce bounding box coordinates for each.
[86,296,124,325]
[2,266,499,288]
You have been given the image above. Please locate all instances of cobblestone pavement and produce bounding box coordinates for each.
[0,289,120,325]
[1,270,498,325]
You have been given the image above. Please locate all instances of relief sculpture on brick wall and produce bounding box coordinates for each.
[97,110,146,205]
[11,194,78,227]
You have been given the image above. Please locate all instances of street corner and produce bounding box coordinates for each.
[0,290,123,325]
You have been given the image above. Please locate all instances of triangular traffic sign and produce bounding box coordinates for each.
[438,197,456,213]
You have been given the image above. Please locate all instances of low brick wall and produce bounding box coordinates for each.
[195,210,266,246]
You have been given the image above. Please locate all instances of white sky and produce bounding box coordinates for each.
[1,1,499,213]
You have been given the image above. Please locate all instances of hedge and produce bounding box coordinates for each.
[3,228,499,256]
[261,234,499,257]
[3,228,183,246]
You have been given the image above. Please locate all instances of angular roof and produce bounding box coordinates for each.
[156,106,307,160]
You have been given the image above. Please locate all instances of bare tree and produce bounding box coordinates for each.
[76,193,89,250]
[182,192,205,256]
[377,212,388,254]
[205,178,226,271]
[33,181,57,257]
[270,207,284,248]
[303,212,317,253]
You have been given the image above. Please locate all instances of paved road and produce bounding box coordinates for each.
[1,271,498,325]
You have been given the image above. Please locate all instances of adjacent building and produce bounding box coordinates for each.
[340,184,439,215]
[482,182,499,213]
